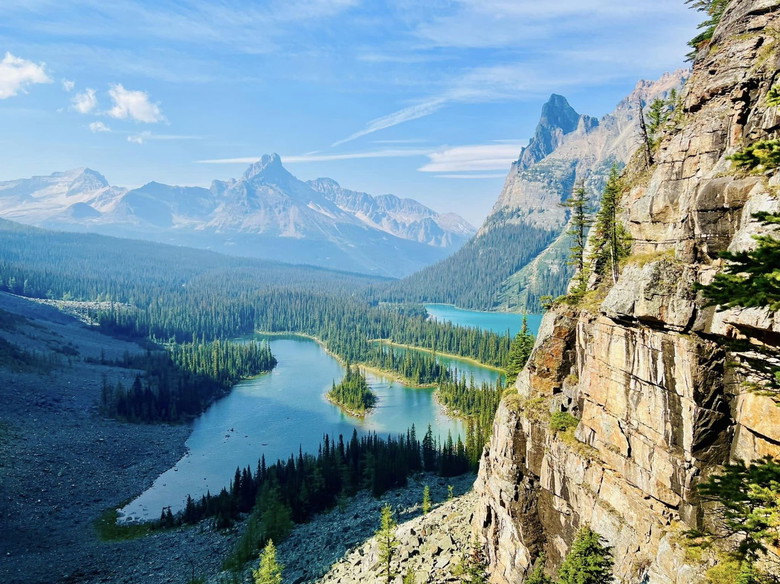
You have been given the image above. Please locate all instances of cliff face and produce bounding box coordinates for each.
[475,2,780,583]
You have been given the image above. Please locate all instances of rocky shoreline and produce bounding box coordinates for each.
[0,293,232,584]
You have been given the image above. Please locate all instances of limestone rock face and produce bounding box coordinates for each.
[475,2,780,583]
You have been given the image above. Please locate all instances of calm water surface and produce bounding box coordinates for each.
[424,303,543,337]
[120,335,464,521]
[121,306,542,522]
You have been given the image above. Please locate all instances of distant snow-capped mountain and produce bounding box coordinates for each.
[0,155,475,277]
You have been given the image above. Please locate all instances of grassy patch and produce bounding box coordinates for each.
[550,411,579,433]
[94,507,157,541]
[622,249,677,268]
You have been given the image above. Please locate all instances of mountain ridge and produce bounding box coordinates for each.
[0,155,475,278]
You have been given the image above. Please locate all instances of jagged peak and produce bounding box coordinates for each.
[514,94,581,171]
[307,177,342,193]
[538,94,580,132]
[242,153,292,183]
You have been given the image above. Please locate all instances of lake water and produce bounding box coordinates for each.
[424,303,543,337]
[120,306,543,522]
[119,335,464,522]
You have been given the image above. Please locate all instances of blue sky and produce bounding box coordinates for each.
[0,1,700,225]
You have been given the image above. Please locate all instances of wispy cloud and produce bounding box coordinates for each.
[331,99,447,147]
[127,131,201,144]
[62,79,74,92]
[89,121,111,132]
[412,0,688,49]
[107,84,165,123]
[0,52,51,99]
[418,143,524,173]
[71,87,97,113]
[330,61,614,146]
[197,148,433,165]
[3,0,359,56]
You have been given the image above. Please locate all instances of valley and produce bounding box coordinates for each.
[2,2,780,583]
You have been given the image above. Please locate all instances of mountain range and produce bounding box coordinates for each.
[0,154,475,278]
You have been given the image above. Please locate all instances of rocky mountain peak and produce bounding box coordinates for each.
[515,93,581,170]
[307,177,342,195]
[65,168,109,196]
[242,153,291,184]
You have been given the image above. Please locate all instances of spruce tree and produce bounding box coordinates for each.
[377,504,399,584]
[253,539,283,584]
[458,536,489,584]
[525,553,554,584]
[557,526,614,584]
[422,485,432,514]
[505,316,535,384]
[590,166,630,285]
[560,184,593,296]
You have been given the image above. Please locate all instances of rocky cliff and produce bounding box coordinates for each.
[475,2,780,583]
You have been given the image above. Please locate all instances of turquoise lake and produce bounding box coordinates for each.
[425,303,543,337]
[120,306,543,522]
[120,335,464,521]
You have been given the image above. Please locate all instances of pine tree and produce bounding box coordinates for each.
[685,0,733,60]
[505,316,535,384]
[525,554,554,584]
[403,568,417,584]
[557,526,614,584]
[458,537,489,584]
[253,539,283,584]
[560,184,593,296]
[376,504,399,584]
[422,485,432,514]
[589,166,631,285]
[637,98,654,167]
[693,456,780,561]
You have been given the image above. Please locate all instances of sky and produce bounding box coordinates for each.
[0,1,701,226]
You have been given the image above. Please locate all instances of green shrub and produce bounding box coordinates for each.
[550,411,579,433]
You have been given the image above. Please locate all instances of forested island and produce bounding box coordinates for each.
[327,364,377,416]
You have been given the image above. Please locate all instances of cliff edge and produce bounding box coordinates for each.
[474,2,780,583]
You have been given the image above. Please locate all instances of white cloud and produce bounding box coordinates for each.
[107,84,165,123]
[71,88,98,113]
[89,121,111,133]
[0,52,51,99]
[197,148,433,164]
[418,143,525,173]
[62,79,75,92]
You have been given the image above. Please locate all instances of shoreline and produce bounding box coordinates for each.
[370,339,506,375]
[324,393,373,419]
[254,330,441,388]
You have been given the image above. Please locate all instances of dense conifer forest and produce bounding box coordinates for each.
[378,222,559,310]
[98,339,276,423]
